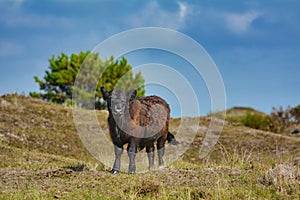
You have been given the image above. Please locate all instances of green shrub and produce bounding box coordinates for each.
[241,112,268,130]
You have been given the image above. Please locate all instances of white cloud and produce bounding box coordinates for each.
[3,11,75,29]
[177,1,188,22]
[128,1,192,30]
[0,41,24,57]
[224,11,261,35]
[13,0,24,8]
[0,1,75,29]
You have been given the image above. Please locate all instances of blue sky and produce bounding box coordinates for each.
[0,0,299,117]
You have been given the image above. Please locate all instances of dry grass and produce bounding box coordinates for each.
[1,94,300,199]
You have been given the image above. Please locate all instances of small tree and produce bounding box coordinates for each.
[268,106,294,133]
[30,51,145,109]
[290,105,300,124]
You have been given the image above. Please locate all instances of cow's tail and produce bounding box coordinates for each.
[167,132,179,145]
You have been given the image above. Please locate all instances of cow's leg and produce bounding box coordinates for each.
[127,139,138,174]
[146,145,155,170]
[111,145,123,174]
[157,137,166,168]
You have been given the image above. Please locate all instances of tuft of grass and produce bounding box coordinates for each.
[259,163,300,194]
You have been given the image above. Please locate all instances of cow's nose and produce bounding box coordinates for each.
[115,105,122,113]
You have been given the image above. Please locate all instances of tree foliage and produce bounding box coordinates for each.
[290,105,300,124]
[30,51,145,109]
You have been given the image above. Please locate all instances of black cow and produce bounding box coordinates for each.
[101,87,177,174]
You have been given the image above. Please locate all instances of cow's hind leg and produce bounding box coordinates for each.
[157,137,166,168]
[111,145,123,174]
[146,144,155,170]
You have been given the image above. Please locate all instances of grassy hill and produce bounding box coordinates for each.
[1,94,299,199]
[226,106,266,117]
[211,106,266,122]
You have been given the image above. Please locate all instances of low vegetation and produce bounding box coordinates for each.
[223,106,300,135]
[1,94,300,199]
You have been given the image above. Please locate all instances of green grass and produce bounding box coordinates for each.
[1,94,300,199]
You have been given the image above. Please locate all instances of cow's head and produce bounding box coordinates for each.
[101,86,137,120]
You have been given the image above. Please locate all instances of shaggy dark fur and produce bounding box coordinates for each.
[101,86,177,174]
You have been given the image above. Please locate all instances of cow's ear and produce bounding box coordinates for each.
[127,89,137,103]
[101,86,109,100]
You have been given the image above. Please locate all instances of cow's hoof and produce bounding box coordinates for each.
[158,165,165,170]
[110,169,119,174]
[128,170,136,174]
[148,166,155,171]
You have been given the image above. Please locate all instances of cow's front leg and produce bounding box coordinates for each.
[111,145,123,174]
[127,139,139,174]
[146,145,155,170]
